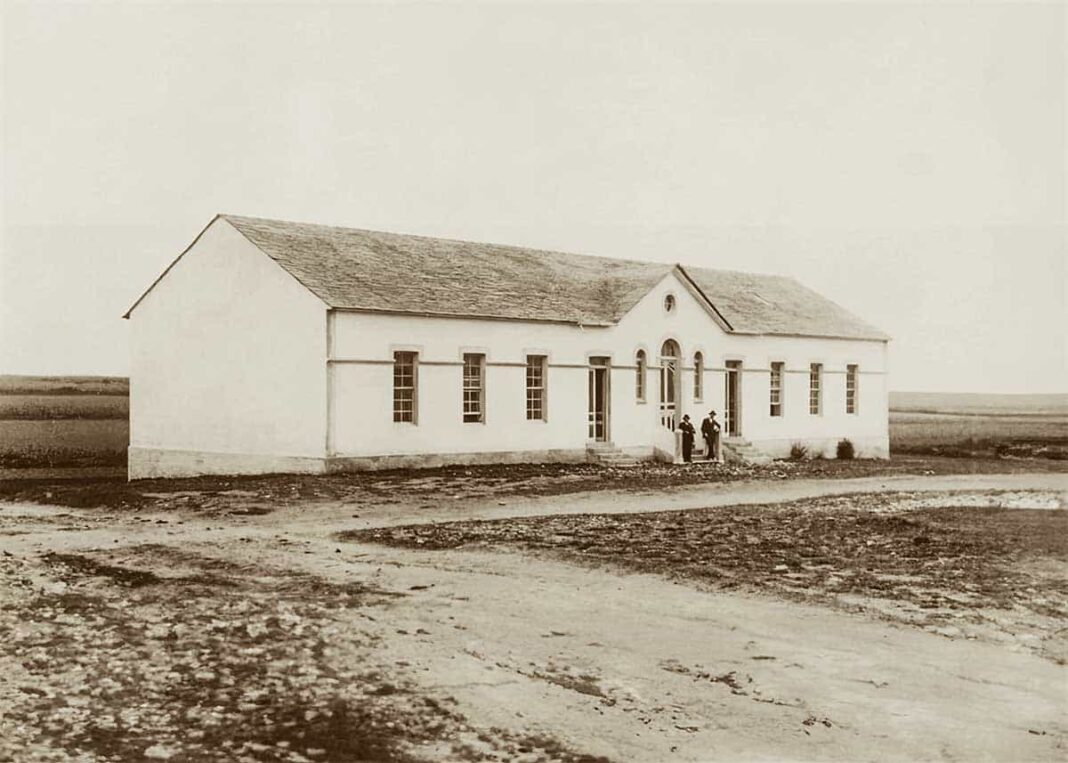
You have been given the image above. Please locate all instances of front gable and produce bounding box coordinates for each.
[124,216,329,320]
[613,269,733,344]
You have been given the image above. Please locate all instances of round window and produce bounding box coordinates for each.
[664,294,676,313]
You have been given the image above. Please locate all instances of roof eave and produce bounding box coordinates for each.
[672,264,735,332]
[328,305,613,328]
[731,329,891,342]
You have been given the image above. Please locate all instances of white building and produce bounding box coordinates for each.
[124,215,890,479]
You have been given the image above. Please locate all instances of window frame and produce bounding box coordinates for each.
[525,354,548,422]
[846,363,858,415]
[635,349,647,403]
[392,351,418,424]
[693,351,704,402]
[769,361,784,417]
[809,362,822,416]
[462,352,486,424]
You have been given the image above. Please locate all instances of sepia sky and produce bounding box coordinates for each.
[1,1,1064,393]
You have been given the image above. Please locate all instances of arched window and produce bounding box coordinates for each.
[635,349,647,401]
[694,352,704,401]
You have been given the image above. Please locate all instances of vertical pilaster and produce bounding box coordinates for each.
[325,309,336,457]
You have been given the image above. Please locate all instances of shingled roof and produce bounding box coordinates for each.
[127,214,888,341]
[224,215,669,327]
[682,267,889,340]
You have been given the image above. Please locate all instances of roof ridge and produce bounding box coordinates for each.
[222,213,672,271]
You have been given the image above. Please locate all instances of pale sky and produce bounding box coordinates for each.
[2,1,1065,393]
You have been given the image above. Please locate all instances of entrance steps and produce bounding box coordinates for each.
[722,437,774,465]
[586,442,641,468]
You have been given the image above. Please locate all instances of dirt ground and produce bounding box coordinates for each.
[348,489,1068,663]
[1,454,1065,512]
[1,468,1066,762]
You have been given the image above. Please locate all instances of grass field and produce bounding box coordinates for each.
[0,375,128,396]
[0,376,129,469]
[0,394,128,420]
[889,392,1068,459]
[890,391,1068,416]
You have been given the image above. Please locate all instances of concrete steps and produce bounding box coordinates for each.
[722,437,774,465]
[587,442,641,468]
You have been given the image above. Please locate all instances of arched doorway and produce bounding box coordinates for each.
[659,339,680,430]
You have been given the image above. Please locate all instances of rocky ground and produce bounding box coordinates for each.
[1,454,1064,514]
[0,532,606,763]
[347,489,1068,663]
[1,467,1065,762]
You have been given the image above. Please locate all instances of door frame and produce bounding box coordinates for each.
[587,356,611,442]
[659,339,681,431]
[725,360,742,437]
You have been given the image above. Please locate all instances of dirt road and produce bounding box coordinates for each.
[1,471,1065,762]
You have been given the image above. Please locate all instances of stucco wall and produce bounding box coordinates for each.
[330,271,889,459]
[128,218,328,475]
[729,334,889,457]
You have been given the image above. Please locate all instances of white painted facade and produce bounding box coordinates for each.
[128,218,889,479]
[128,220,329,477]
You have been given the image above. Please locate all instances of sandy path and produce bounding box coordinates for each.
[156,529,1065,762]
[272,470,1068,532]
[1,471,1065,761]
[326,544,1066,762]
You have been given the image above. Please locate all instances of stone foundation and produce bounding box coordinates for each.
[128,447,327,480]
[129,446,594,479]
[751,436,890,460]
[325,448,588,472]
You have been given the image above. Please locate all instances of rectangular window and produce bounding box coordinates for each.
[769,362,783,417]
[694,353,704,401]
[809,363,822,415]
[846,364,858,414]
[462,353,485,423]
[526,355,547,421]
[636,351,647,402]
[393,351,417,423]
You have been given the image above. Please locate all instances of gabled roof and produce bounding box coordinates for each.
[126,214,889,341]
[224,215,670,326]
[682,266,889,340]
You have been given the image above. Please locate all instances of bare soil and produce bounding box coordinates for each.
[1,471,1066,762]
[346,491,1068,663]
[1,535,606,763]
[1,455,1064,513]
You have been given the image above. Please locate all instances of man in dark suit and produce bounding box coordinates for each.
[679,414,696,463]
[701,410,721,462]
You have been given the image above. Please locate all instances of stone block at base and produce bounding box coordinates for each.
[326,448,588,472]
[128,446,593,479]
[128,447,327,480]
[751,436,890,461]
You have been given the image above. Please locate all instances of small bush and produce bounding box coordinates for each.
[789,442,809,461]
[836,439,855,460]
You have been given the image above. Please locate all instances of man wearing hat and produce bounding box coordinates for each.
[678,414,696,463]
[701,410,721,462]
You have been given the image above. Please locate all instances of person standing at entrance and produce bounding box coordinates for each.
[701,410,721,462]
[679,414,696,463]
